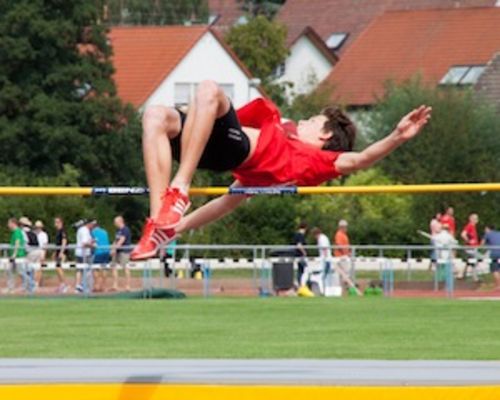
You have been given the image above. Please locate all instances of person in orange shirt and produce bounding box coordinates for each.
[334,220,351,257]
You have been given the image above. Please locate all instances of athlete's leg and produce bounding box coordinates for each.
[142,106,182,218]
[171,80,230,191]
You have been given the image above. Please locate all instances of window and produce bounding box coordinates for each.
[440,65,486,85]
[326,33,348,50]
[174,83,192,106]
[219,83,235,100]
[460,66,486,85]
[273,62,286,78]
[174,82,235,107]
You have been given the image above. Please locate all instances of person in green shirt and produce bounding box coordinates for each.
[8,218,26,259]
[7,218,27,292]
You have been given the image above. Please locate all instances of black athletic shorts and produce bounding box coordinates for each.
[171,105,250,172]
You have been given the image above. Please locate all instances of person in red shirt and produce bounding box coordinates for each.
[461,213,480,281]
[131,81,432,260]
[439,206,456,236]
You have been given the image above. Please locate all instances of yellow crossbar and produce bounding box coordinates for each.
[0,182,498,196]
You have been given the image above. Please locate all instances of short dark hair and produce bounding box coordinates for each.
[321,106,356,152]
[298,221,308,230]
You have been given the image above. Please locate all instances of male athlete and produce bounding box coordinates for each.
[131,80,431,260]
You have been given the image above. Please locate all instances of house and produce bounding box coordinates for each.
[277,0,497,55]
[275,26,338,99]
[475,53,500,112]
[208,0,247,30]
[109,26,262,110]
[324,7,500,107]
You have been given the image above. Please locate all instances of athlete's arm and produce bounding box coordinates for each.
[175,181,246,234]
[335,105,431,175]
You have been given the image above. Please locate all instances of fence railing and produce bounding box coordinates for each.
[1,243,499,298]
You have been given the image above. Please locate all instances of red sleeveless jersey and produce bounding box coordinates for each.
[232,98,343,186]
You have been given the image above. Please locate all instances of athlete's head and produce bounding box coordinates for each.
[296,106,356,152]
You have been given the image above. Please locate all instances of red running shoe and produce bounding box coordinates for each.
[155,187,191,229]
[131,219,176,261]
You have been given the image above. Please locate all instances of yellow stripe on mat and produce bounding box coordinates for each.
[1,384,500,400]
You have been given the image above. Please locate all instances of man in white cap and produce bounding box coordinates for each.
[34,220,49,266]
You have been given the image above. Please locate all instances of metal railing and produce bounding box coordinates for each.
[1,243,499,298]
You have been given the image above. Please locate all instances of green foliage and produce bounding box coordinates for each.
[225,15,289,104]
[237,0,286,18]
[298,169,414,244]
[369,78,500,233]
[0,0,143,185]
[285,82,335,120]
[100,0,209,25]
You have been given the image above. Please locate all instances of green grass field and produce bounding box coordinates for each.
[1,297,499,360]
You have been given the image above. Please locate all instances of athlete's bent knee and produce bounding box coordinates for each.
[142,106,179,138]
[195,80,220,108]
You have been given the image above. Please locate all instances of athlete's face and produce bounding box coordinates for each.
[296,115,332,148]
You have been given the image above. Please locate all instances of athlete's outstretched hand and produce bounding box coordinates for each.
[394,105,432,142]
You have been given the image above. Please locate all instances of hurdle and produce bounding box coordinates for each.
[0,182,499,196]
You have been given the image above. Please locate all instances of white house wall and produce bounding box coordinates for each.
[144,31,261,109]
[278,36,334,99]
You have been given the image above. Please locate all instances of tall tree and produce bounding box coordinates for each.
[225,15,288,105]
[100,0,209,25]
[0,0,142,185]
[369,78,500,231]
[237,0,285,18]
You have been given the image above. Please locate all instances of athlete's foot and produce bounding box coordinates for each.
[155,187,191,229]
[131,218,177,261]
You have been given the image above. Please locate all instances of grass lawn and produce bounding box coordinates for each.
[0,297,499,360]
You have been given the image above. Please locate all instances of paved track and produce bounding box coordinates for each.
[1,359,500,386]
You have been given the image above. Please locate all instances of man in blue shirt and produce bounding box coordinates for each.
[91,220,111,292]
[483,225,500,290]
[111,216,132,291]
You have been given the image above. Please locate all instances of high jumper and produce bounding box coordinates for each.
[131,80,431,260]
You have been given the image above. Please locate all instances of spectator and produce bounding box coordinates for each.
[74,219,95,293]
[6,218,26,292]
[91,220,111,292]
[430,212,442,236]
[439,206,456,237]
[432,223,457,282]
[428,212,442,270]
[53,217,69,293]
[312,227,332,260]
[292,222,308,287]
[482,225,500,290]
[20,217,43,291]
[161,239,177,278]
[110,216,132,291]
[461,213,480,281]
[334,219,351,257]
[34,220,49,267]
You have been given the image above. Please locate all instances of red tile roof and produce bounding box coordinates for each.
[325,7,500,106]
[208,0,244,30]
[110,26,207,107]
[109,25,258,107]
[277,0,496,52]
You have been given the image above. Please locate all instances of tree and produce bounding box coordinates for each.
[0,0,143,185]
[297,169,415,246]
[100,0,209,25]
[237,0,286,18]
[368,78,500,232]
[225,15,288,105]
